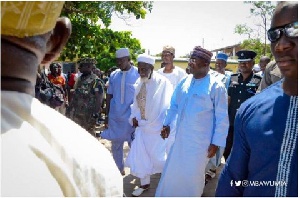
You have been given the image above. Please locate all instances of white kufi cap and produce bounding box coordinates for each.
[137,54,155,65]
[253,64,261,72]
[116,48,130,58]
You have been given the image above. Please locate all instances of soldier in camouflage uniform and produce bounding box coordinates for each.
[69,58,104,136]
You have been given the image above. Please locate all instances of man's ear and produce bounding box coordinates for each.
[41,17,72,64]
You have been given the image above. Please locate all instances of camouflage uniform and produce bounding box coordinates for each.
[70,73,103,135]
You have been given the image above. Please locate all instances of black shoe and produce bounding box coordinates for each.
[95,131,102,138]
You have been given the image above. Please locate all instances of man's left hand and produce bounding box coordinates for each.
[207,144,218,158]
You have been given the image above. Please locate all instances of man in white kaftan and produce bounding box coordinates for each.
[157,45,187,154]
[156,46,229,197]
[125,54,173,197]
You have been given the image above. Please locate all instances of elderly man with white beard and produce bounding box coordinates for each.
[125,54,173,197]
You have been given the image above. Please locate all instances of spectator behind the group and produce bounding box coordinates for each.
[223,50,262,161]
[157,45,187,90]
[48,62,68,115]
[257,60,283,92]
[156,46,229,196]
[67,69,76,90]
[125,54,173,197]
[100,48,140,176]
[69,58,104,136]
[253,64,262,76]
[214,52,232,89]
[95,68,102,78]
[157,45,187,154]
[104,66,119,89]
[74,60,82,82]
[216,1,298,196]
[1,1,122,196]
[259,56,271,75]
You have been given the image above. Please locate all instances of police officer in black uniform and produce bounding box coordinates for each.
[223,50,262,161]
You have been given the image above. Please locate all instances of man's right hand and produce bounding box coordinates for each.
[160,125,170,140]
[132,117,139,128]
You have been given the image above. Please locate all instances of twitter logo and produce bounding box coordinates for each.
[235,181,241,186]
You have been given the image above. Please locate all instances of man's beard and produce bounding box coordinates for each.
[141,77,149,83]
[140,71,152,83]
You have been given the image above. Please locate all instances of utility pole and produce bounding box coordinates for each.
[202,38,204,48]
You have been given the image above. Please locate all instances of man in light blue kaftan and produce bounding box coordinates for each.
[100,48,139,175]
[216,2,298,197]
[205,53,231,183]
[156,46,229,197]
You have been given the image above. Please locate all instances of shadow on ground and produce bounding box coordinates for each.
[96,126,224,197]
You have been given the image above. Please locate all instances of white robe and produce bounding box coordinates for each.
[155,72,229,196]
[1,91,123,197]
[157,66,187,153]
[125,72,173,179]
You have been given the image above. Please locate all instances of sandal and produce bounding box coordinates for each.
[132,184,150,197]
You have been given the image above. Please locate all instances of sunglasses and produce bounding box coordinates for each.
[267,21,298,43]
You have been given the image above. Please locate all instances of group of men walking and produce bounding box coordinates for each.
[66,16,297,194]
[76,44,262,196]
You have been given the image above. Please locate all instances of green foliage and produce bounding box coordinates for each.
[234,24,253,39]
[59,1,152,71]
[234,1,276,55]
[240,38,273,62]
[247,1,275,20]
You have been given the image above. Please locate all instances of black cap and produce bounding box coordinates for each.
[236,50,257,62]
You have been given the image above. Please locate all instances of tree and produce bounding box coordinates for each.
[240,38,273,63]
[59,1,153,71]
[234,1,276,55]
[234,24,253,39]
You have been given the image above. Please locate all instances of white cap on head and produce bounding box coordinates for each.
[253,64,261,72]
[116,48,130,58]
[137,54,155,65]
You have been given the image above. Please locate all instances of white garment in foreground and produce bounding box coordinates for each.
[157,66,187,90]
[157,66,187,154]
[125,72,173,179]
[1,91,123,197]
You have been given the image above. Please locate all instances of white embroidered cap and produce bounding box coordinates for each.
[116,48,130,58]
[137,54,155,65]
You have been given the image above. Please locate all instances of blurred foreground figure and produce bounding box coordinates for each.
[1,1,122,196]
[216,1,298,196]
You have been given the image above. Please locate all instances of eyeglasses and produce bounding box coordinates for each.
[267,21,298,43]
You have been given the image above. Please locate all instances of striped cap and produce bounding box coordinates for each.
[191,46,213,62]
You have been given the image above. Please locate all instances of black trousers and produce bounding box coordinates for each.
[223,125,234,161]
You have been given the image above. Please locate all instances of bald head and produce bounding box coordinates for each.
[259,56,271,72]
